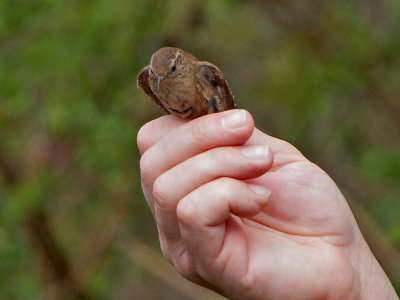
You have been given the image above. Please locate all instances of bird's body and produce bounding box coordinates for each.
[137,47,236,118]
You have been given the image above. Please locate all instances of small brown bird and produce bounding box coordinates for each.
[137,47,236,118]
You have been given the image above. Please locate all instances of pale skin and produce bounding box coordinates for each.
[137,109,398,300]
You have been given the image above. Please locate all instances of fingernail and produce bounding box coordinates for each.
[248,184,272,201]
[221,110,246,129]
[241,145,269,159]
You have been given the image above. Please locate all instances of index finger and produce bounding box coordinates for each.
[139,109,254,185]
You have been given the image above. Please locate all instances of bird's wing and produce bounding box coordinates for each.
[137,66,169,113]
[196,61,236,112]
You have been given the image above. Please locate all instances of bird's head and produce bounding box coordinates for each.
[148,47,187,91]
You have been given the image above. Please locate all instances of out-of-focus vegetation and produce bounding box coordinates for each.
[0,0,399,299]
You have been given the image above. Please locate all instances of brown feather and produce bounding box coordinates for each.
[136,66,169,113]
[196,61,236,112]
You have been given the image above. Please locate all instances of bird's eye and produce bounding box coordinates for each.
[171,64,177,73]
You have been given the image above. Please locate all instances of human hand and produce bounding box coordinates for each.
[137,110,397,300]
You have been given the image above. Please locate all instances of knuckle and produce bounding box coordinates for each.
[159,242,196,280]
[176,198,197,225]
[159,238,174,264]
[137,121,154,153]
[174,253,197,280]
[241,271,257,293]
[213,177,237,199]
[152,175,172,208]
[139,152,153,182]
[175,262,196,280]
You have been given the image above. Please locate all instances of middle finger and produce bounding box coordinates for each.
[153,144,274,245]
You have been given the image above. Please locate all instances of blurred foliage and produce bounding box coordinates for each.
[0,0,399,298]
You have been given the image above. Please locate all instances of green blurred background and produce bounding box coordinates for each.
[1,0,399,299]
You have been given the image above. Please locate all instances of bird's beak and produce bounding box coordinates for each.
[157,75,164,91]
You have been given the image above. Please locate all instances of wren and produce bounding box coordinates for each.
[137,47,236,118]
